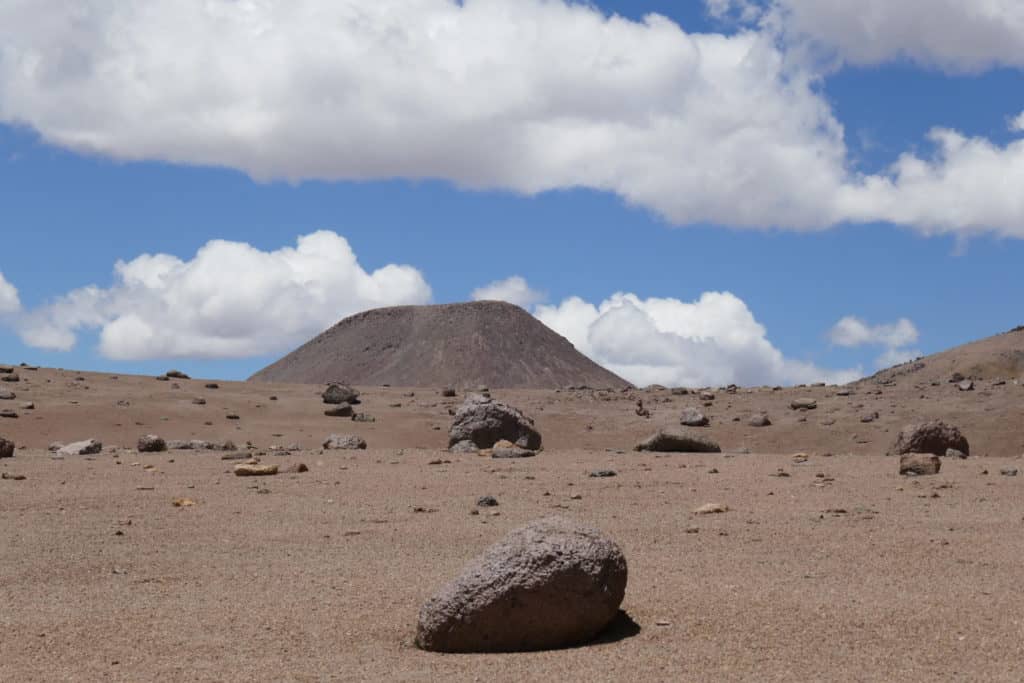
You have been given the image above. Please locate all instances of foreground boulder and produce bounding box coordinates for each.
[323,384,359,405]
[415,516,627,652]
[900,453,941,476]
[448,395,541,450]
[323,434,367,450]
[891,420,969,457]
[635,430,721,453]
[58,439,102,456]
[0,437,13,458]
[137,434,167,453]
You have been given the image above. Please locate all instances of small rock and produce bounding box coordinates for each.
[1000,468,1018,477]
[166,370,190,379]
[0,437,14,458]
[192,398,207,405]
[635,430,720,453]
[0,410,16,419]
[693,502,729,514]
[172,497,196,507]
[58,439,103,456]
[589,469,617,478]
[233,463,279,476]
[957,380,975,392]
[137,434,167,453]
[323,434,367,450]
[0,391,14,400]
[899,453,941,476]
[477,495,499,507]
[748,413,771,427]
[441,387,457,397]
[0,373,19,383]
[20,402,34,410]
[205,383,220,389]
[860,412,879,423]
[945,448,968,459]
[351,413,376,423]
[679,407,709,427]
[790,398,817,410]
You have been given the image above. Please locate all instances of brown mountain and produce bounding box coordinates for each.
[249,300,631,389]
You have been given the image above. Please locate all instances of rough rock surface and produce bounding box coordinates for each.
[415,516,627,653]
[137,434,167,453]
[58,439,102,456]
[634,430,721,453]
[891,420,970,457]
[899,453,941,476]
[322,384,359,405]
[323,434,367,450]
[448,395,541,450]
[679,408,709,427]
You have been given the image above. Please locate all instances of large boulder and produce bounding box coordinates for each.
[0,437,13,458]
[323,384,359,405]
[448,395,541,450]
[415,516,627,652]
[891,420,969,457]
[634,430,721,453]
[58,439,103,456]
[679,408,709,427]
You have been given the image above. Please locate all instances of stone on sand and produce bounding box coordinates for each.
[790,398,817,410]
[0,390,14,400]
[634,430,721,453]
[891,420,969,457]
[233,463,278,476]
[323,384,359,405]
[137,434,167,453]
[448,395,541,450]
[679,407,709,427]
[323,434,367,450]
[748,413,771,427]
[899,453,941,476]
[0,437,13,458]
[58,439,103,456]
[415,516,627,653]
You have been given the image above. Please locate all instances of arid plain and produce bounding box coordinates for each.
[3,328,1024,681]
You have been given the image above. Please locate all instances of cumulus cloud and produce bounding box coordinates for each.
[754,0,1024,72]
[1,1,1022,237]
[0,271,20,314]
[15,231,431,359]
[535,291,860,387]
[828,316,919,349]
[1012,112,1024,133]
[471,276,545,308]
[828,315,920,369]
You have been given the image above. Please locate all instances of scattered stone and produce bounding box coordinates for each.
[450,440,478,454]
[1,373,19,382]
[0,391,14,400]
[589,469,617,478]
[860,411,880,423]
[282,463,309,474]
[1,472,25,480]
[323,434,367,450]
[166,370,190,379]
[670,387,689,396]
[0,437,13,458]
[477,495,499,507]
[191,398,207,405]
[58,439,103,456]
[748,413,771,427]
[351,413,376,423]
[693,502,729,514]
[679,407,709,427]
[441,387,457,397]
[20,402,34,410]
[205,383,220,389]
[699,391,715,401]
[491,439,537,459]
[945,448,968,459]
[324,403,354,418]
[448,395,541,450]
[634,430,721,453]
[323,384,359,405]
[1000,468,1019,477]
[0,409,15,418]
[791,398,817,410]
[155,375,169,381]
[415,516,627,653]
[137,434,167,453]
[172,497,196,507]
[0,366,12,374]
[892,420,969,457]
[957,380,974,392]
[234,463,279,476]
[899,453,941,476]
[226,414,240,420]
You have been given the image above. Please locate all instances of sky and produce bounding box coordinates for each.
[1,0,1022,386]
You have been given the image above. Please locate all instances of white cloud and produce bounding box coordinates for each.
[535,291,860,387]
[765,0,1024,72]
[0,271,20,314]
[471,276,545,308]
[2,1,1023,237]
[16,231,431,359]
[828,316,919,349]
[1011,112,1024,133]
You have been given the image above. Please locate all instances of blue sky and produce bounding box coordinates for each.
[1,1,1022,385]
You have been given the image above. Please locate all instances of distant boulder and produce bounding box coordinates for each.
[891,420,969,457]
[166,370,190,379]
[448,395,541,451]
[635,430,721,453]
[415,516,627,652]
[323,384,359,405]
[323,434,367,450]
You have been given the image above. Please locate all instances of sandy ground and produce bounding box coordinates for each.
[2,367,1024,681]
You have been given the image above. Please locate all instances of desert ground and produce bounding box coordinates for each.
[2,360,1024,681]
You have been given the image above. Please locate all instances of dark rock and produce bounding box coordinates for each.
[899,453,941,476]
[476,495,499,507]
[635,430,721,453]
[0,373,19,382]
[191,397,206,405]
[945,448,968,459]
[441,387,457,397]
[166,370,190,379]
[323,384,360,405]
[679,408,709,427]
[448,395,541,450]
[892,420,969,457]
[323,434,367,450]
[415,516,627,652]
[204,383,220,389]
[1000,468,1018,477]
[324,403,354,417]
[58,439,102,456]
[0,391,14,400]
[0,410,17,418]
[351,413,376,423]
[748,413,771,427]
[0,437,13,458]
[589,469,617,478]
[137,434,167,453]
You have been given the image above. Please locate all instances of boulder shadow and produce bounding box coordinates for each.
[588,610,641,646]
